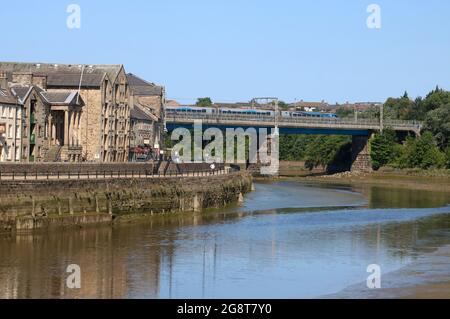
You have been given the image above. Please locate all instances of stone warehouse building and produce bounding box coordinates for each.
[0,62,131,162]
[10,85,84,162]
[127,73,165,161]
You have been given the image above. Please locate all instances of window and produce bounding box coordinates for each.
[15,146,20,161]
[0,106,2,118]
[9,107,14,118]
[15,125,20,138]
[2,106,6,117]
[8,124,12,138]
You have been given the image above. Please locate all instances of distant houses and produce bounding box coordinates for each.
[174,98,382,114]
[0,62,165,163]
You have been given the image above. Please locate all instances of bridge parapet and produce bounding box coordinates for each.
[166,113,422,135]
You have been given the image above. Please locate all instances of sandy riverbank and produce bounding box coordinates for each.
[325,244,450,299]
[293,170,450,193]
[296,170,450,299]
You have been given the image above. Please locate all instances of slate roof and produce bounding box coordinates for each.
[0,88,18,105]
[0,62,124,88]
[9,86,33,102]
[40,91,80,105]
[46,73,106,88]
[10,85,82,106]
[130,106,157,122]
[127,73,163,96]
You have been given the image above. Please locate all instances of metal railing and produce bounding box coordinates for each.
[166,113,422,131]
[0,167,234,181]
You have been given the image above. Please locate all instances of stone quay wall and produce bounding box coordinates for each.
[0,171,252,233]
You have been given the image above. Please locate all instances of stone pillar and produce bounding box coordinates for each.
[64,110,69,146]
[71,112,74,147]
[72,111,76,146]
[351,135,372,172]
[77,111,81,146]
[52,117,56,145]
[48,115,52,147]
[74,112,78,146]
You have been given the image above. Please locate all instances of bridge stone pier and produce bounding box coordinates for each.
[351,135,372,172]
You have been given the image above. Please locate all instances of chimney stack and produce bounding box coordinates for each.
[0,71,7,89]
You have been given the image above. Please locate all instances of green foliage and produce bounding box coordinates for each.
[370,129,396,170]
[384,95,415,120]
[379,87,450,123]
[445,148,450,169]
[388,143,406,168]
[423,103,450,150]
[335,107,353,118]
[358,106,380,119]
[369,86,450,171]
[278,101,289,110]
[422,87,450,112]
[279,135,309,161]
[279,135,351,171]
[397,132,446,169]
[196,97,213,107]
[304,136,351,171]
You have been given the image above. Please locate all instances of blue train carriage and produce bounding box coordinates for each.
[166,105,215,114]
[219,108,274,116]
[287,111,338,119]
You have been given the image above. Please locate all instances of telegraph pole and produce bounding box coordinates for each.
[251,97,279,131]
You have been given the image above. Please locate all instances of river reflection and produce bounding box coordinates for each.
[0,181,449,298]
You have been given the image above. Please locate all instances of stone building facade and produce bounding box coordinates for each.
[0,73,22,162]
[129,106,156,161]
[0,62,131,162]
[10,85,84,162]
[127,73,165,160]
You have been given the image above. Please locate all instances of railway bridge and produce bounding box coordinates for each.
[165,113,422,172]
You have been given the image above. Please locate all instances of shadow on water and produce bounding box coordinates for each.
[0,180,450,298]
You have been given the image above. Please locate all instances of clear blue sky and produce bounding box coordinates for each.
[1,0,449,104]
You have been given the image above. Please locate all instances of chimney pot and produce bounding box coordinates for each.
[0,71,7,89]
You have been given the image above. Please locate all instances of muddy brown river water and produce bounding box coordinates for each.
[1,180,449,299]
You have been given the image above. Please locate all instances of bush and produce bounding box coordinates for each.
[370,129,396,170]
[446,148,450,169]
[400,132,446,169]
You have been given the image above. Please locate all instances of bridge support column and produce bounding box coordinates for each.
[351,135,372,172]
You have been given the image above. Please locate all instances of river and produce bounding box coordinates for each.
[1,180,450,299]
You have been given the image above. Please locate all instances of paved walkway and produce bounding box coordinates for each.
[0,169,231,181]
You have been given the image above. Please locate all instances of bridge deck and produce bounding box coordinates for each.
[166,114,422,135]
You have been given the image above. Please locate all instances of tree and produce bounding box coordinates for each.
[423,103,450,150]
[370,129,396,170]
[384,95,415,120]
[422,87,450,112]
[304,136,351,170]
[446,147,450,169]
[196,97,213,107]
[278,101,289,110]
[400,132,446,169]
[403,91,409,99]
[335,107,353,118]
[279,135,309,161]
